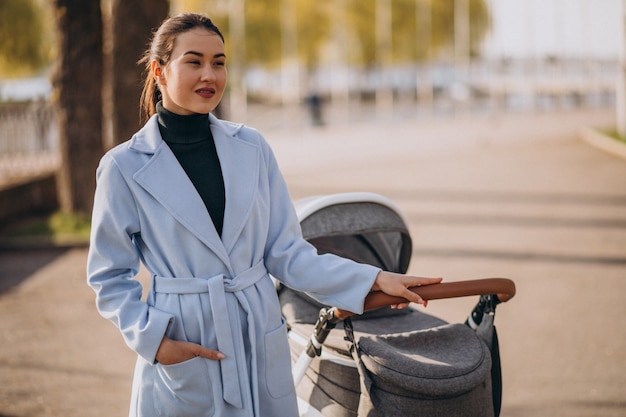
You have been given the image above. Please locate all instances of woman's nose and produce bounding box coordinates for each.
[201,66,216,82]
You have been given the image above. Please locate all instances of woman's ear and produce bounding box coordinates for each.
[151,60,165,85]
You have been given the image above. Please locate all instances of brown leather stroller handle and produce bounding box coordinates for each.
[333,278,516,321]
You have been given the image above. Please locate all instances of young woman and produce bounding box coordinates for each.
[87,13,441,417]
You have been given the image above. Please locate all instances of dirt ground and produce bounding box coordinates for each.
[1,107,625,417]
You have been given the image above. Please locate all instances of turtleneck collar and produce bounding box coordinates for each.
[156,101,211,144]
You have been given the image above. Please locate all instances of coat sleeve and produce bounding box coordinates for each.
[86,153,173,363]
[258,137,381,314]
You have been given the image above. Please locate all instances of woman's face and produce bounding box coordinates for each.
[154,28,227,115]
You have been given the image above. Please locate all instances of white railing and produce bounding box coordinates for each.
[0,101,60,187]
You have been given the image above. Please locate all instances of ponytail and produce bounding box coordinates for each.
[138,60,162,123]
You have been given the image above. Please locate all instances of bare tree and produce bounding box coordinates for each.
[52,0,104,215]
[110,0,169,146]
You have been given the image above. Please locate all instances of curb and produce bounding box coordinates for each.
[580,127,626,161]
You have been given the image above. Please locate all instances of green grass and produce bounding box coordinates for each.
[2,211,91,244]
[604,129,626,144]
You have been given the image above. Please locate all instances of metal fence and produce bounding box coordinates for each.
[0,100,59,188]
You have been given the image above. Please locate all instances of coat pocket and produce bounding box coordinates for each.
[153,356,215,417]
[264,320,296,399]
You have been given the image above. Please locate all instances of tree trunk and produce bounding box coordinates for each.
[110,0,169,146]
[52,0,104,215]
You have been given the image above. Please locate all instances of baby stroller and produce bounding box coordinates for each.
[277,192,515,417]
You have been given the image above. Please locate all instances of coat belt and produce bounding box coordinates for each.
[152,261,268,409]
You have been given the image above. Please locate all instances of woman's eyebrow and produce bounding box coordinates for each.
[183,51,203,57]
[183,51,226,59]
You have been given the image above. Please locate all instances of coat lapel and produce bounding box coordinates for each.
[209,114,260,254]
[131,116,230,265]
[129,115,261,265]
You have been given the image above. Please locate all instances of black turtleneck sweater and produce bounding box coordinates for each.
[156,102,225,237]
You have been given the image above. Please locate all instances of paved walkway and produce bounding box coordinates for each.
[1,107,624,417]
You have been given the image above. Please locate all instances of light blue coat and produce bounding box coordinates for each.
[86,114,380,417]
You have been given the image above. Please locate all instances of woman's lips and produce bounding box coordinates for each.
[196,88,215,98]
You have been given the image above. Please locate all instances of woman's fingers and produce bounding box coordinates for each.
[401,276,442,305]
[398,285,426,305]
[193,344,225,360]
[404,276,444,287]
[156,337,224,364]
[373,272,443,307]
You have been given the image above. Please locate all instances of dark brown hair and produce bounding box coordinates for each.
[138,13,224,123]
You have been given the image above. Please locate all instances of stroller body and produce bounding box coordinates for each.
[278,193,507,417]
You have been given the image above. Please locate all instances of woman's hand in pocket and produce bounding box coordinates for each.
[155,336,225,365]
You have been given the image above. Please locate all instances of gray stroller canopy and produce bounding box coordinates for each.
[295,193,412,274]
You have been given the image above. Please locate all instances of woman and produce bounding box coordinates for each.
[87,13,441,417]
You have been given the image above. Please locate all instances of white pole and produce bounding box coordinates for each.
[292,349,313,387]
